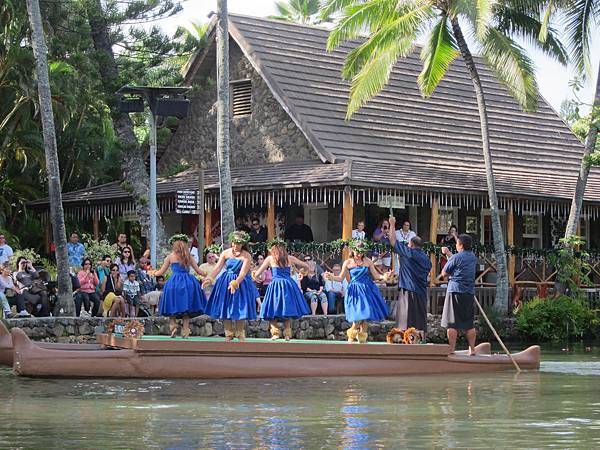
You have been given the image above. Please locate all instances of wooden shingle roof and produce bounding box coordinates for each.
[221,14,599,203]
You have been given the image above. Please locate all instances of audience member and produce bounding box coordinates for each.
[96,255,112,295]
[351,221,366,240]
[141,275,163,315]
[188,235,200,265]
[249,218,267,245]
[101,263,125,317]
[0,235,13,265]
[0,265,29,317]
[324,263,345,314]
[395,219,416,244]
[123,270,141,317]
[372,219,392,271]
[14,257,49,316]
[75,257,101,317]
[67,232,86,268]
[285,215,314,242]
[116,246,136,281]
[112,233,129,254]
[301,261,327,315]
[235,217,251,233]
[439,225,458,246]
[254,254,272,296]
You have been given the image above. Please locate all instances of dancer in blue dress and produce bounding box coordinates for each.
[202,231,258,342]
[150,234,207,338]
[324,240,389,343]
[252,238,310,340]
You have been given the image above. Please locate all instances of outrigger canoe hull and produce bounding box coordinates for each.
[11,328,540,379]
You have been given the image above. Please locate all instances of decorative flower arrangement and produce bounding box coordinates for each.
[386,327,422,344]
[106,318,127,335]
[403,327,421,344]
[386,327,404,344]
[123,320,145,339]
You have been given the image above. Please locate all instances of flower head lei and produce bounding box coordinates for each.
[348,239,370,254]
[267,237,287,250]
[168,233,189,245]
[228,230,250,244]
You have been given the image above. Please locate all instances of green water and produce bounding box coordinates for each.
[1,344,599,449]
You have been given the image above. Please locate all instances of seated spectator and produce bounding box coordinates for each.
[325,263,345,314]
[67,232,86,268]
[253,254,272,297]
[112,233,129,254]
[75,257,101,317]
[199,252,219,298]
[96,255,112,295]
[116,246,136,281]
[141,275,164,315]
[285,215,314,242]
[101,263,126,317]
[122,270,141,317]
[372,219,392,271]
[352,221,366,240]
[301,261,328,315]
[0,234,14,265]
[249,218,267,245]
[188,235,200,265]
[14,257,49,316]
[0,264,28,318]
[235,217,251,232]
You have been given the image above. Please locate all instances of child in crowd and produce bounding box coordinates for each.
[122,270,141,317]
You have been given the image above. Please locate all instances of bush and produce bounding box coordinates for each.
[8,248,41,270]
[515,296,599,341]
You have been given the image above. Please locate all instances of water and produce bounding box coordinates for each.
[1,345,600,449]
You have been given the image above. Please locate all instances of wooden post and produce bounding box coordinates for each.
[267,197,275,240]
[197,163,205,256]
[507,204,516,287]
[342,188,353,259]
[204,207,213,246]
[429,196,439,286]
[92,210,100,240]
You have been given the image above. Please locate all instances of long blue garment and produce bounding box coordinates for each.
[158,262,206,317]
[259,266,310,319]
[206,258,258,320]
[344,266,389,322]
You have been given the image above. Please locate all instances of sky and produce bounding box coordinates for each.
[158,0,600,116]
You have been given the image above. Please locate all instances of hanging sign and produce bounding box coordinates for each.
[176,190,200,214]
[378,194,405,209]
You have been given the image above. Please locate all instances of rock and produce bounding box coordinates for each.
[78,323,94,335]
[300,321,308,330]
[213,321,224,335]
[52,324,65,337]
[204,322,213,336]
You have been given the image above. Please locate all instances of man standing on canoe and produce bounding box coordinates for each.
[440,234,477,355]
[388,216,431,341]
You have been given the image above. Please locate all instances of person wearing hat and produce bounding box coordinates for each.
[324,240,389,343]
[202,231,259,342]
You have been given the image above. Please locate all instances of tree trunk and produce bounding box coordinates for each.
[564,57,600,238]
[86,0,167,253]
[451,18,509,312]
[25,0,73,315]
[216,0,235,244]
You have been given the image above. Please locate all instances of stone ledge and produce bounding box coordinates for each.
[3,315,519,344]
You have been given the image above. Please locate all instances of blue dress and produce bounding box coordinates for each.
[159,262,206,317]
[206,258,259,320]
[259,266,310,320]
[344,266,389,322]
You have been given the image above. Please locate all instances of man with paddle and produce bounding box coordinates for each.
[440,234,478,355]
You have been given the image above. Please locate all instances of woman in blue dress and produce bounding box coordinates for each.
[202,231,258,342]
[253,238,310,340]
[150,234,206,338]
[324,240,389,343]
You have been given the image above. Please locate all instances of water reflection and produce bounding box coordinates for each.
[1,350,600,449]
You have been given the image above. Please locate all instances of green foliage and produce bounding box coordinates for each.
[160,163,191,178]
[515,295,599,341]
[271,0,331,25]
[549,235,592,296]
[81,234,118,266]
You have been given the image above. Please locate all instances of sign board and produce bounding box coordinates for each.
[176,190,201,215]
[377,194,405,210]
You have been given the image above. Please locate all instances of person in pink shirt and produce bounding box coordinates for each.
[76,257,101,316]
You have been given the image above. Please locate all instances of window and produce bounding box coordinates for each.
[231,79,252,117]
[437,207,458,235]
[480,209,506,245]
[522,213,542,248]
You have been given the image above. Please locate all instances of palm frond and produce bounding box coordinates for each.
[481,27,539,112]
[564,0,599,73]
[319,0,357,21]
[475,0,497,38]
[326,0,404,51]
[494,4,568,65]
[418,16,459,96]
[538,0,556,42]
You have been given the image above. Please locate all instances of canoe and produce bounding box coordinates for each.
[0,321,104,367]
[11,327,540,378]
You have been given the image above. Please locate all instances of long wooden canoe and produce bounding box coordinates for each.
[11,327,540,378]
[0,321,103,367]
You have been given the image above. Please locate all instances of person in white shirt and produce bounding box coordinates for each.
[351,221,366,240]
[325,264,345,314]
[188,236,200,264]
[0,235,14,265]
[394,220,416,274]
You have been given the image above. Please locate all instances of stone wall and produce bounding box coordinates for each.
[4,315,520,344]
[159,38,317,172]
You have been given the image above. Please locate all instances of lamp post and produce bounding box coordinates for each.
[117,86,190,266]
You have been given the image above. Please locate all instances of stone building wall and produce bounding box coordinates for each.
[158,39,317,172]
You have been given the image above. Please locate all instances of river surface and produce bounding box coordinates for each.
[1,344,599,449]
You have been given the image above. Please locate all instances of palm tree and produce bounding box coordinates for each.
[271,0,331,24]
[217,0,235,243]
[25,0,73,314]
[539,0,600,239]
[323,0,566,311]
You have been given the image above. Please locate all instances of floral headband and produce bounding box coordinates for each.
[348,239,370,253]
[267,238,287,250]
[169,233,189,245]
[228,231,250,244]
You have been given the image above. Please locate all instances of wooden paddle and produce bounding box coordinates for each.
[474,296,521,373]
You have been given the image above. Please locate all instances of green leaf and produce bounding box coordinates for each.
[481,27,539,112]
[564,0,599,73]
[418,16,459,97]
[475,0,497,39]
